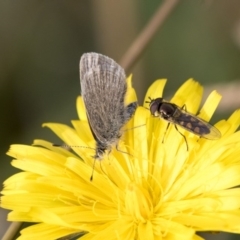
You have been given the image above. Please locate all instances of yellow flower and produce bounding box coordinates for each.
[2,77,240,240]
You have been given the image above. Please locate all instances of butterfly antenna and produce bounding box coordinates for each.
[90,158,97,181]
[52,143,95,150]
[53,143,64,147]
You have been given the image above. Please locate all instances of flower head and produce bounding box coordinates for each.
[2,77,240,240]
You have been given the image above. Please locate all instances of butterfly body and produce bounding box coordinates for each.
[80,53,137,159]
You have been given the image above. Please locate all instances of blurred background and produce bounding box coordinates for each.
[1,0,240,239]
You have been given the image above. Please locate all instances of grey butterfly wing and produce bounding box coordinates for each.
[80,53,137,147]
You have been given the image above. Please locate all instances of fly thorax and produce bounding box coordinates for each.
[160,103,175,119]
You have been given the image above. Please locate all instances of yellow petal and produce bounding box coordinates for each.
[18,223,81,240]
[143,79,167,108]
[125,74,138,104]
[171,79,203,114]
[198,90,222,121]
[76,96,87,121]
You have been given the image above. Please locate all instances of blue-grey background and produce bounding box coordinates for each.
[1,0,240,239]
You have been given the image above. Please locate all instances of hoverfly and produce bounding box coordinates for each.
[147,97,221,150]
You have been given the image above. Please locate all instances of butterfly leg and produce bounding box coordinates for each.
[125,102,138,121]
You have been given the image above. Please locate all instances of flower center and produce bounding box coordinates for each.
[125,182,153,222]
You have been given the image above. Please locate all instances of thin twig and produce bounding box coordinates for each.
[2,222,22,240]
[119,0,181,72]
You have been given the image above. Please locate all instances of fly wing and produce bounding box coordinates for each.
[80,53,134,145]
[172,107,221,139]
